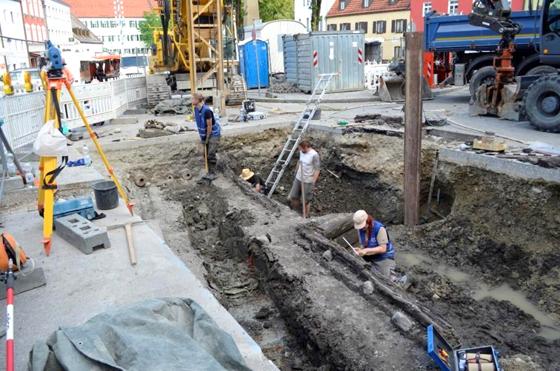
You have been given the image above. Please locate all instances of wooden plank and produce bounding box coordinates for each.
[125,223,137,266]
[403,32,423,226]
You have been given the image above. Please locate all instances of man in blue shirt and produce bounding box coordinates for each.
[192,93,221,180]
[353,209,396,278]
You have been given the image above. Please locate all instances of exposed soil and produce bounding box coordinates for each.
[106,127,560,370]
[220,129,440,223]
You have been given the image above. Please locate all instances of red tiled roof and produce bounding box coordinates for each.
[65,0,155,18]
[327,0,410,18]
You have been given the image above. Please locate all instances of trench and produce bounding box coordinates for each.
[113,128,560,370]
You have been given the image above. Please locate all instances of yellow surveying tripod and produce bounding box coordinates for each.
[39,41,133,255]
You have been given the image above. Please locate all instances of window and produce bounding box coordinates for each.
[391,19,407,33]
[423,2,432,16]
[394,46,403,59]
[340,23,350,30]
[545,0,560,32]
[355,22,368,33]
[339,0,346,10]
[362,0,370,7]
[372,20,386,34]
[327,24,337,31]
[129,20,138,28]
[448,0,459,15]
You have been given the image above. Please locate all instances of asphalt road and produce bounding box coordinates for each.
[424,87,560,148]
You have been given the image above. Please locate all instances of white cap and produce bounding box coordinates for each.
[353,210,368,230]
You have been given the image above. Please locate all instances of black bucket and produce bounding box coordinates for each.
[92,180,119,210]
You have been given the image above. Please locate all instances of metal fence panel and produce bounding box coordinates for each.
[295,34,312,93]
[0,92,45,150]
[0,77,148,150]
[282,35,298,83]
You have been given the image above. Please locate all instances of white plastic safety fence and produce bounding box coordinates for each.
[0,77,147,150]
[364,62,390,94]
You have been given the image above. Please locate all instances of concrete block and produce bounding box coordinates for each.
[54,214,110,254]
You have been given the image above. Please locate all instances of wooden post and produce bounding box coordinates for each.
[215,0,226,112]
[403,32,423,226]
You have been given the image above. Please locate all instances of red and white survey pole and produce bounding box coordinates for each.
[5,259,15,371]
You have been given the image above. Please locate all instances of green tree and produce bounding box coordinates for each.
[258,0,293,22]
[138,11,161,47]
[311,0,322,31]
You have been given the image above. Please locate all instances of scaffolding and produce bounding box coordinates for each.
[151,0,238,109]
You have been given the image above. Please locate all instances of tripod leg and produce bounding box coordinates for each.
[0,129,25,184]
[40,88,62,255]
[65,83,134,214]
[37,91,52,215]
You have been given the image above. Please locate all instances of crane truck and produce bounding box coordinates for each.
[468,0,560,132]
[424,10,553,96]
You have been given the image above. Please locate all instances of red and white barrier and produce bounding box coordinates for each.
[313,50,318,68]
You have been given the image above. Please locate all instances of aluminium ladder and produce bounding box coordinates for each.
[265,73,337,198]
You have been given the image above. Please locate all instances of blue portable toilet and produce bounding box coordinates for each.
[239,39,269,89]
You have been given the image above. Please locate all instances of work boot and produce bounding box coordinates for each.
[197,172,217,184]
[204,172,218,181]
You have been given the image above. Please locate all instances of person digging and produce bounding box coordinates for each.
[240,168,266,193]
[352,210,396,278]
[193,92,221,181]
[289,140,320,218]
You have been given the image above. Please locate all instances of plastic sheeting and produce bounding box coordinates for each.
[29,297,251,371]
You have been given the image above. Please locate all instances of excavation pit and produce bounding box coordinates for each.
[109,128,560,370]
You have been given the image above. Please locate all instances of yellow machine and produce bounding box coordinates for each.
[149,0,241,108]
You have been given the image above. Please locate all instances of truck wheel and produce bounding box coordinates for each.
[523,75,560,132]
[527,65,557,76]
[469,66,496,98]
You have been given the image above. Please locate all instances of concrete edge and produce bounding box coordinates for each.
[439,148,560,184]
[250,95,379,104]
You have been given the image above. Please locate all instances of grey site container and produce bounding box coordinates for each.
[285,31,365,93]
[283,35,298,83]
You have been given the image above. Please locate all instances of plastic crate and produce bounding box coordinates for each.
[54,197,96,221]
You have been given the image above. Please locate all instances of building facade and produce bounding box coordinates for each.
[319,0,336,30]
[294,0,338,31]
[411,0,525,31]
[326,0,410,62]
[82,18,147,56]
[65,0,153,56]
[0,0,29,72]
[22,0,48,64]
[294,0,312,30]
[45,0,72,48]
[65,13,102,78]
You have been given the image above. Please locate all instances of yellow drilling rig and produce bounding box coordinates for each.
[149,0,245,109]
